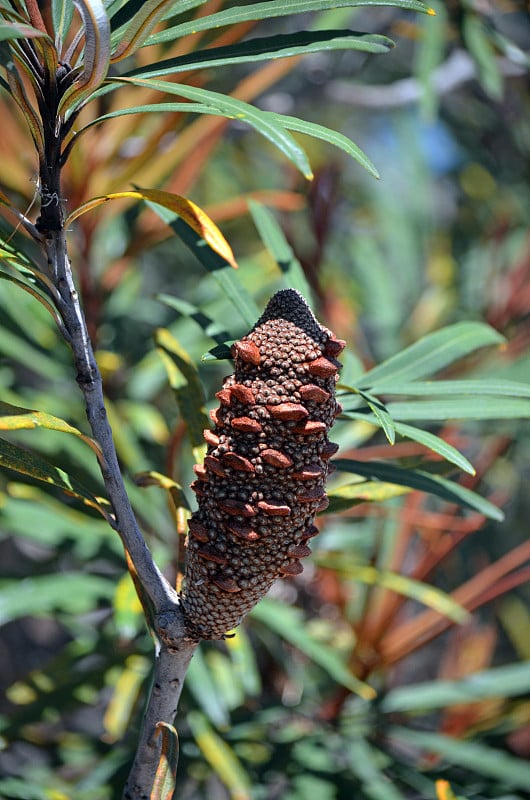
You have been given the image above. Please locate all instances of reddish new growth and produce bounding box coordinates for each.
[181,289,344,639]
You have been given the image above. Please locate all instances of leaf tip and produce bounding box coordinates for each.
[427,6,436,15]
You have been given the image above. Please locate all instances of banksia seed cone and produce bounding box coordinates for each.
[181,289,344,640]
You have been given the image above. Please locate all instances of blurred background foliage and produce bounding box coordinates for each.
[0,0,530,798]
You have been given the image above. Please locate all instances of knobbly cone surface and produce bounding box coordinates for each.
[181,289,343,639]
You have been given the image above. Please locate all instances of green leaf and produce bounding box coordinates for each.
[155,328,209,456]
[148,201,260,329]
[0,400,101,457]
[463,12,502,100]
[0,21,47,40]
[59,0,111,114]
[389,727,530,790]
[347,737,408,800]
[147,0,434,46]
[333,458,503,520]
[51,0,75,49]
[248,200,314,300]
[0,435,109,517]
[275,113,380,178]
[188,711,253,799]
[111,0,180,61]
[315,556,470,623]
[367,379,530,398]
[357,322,505,387]
[327,480,411,512]
[358,390,396,444]
[250,599,376,700]
[0,572,114,624]
[157,294,233,349]
[386,396,530,421]
[185,648,230,728]
[338,408,476,474]
[128,29,393,77]
[382,662,530,713]
[151,722,179,800]
[109,0,205,30]
[115,77,313,178]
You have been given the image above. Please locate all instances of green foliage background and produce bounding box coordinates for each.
[0,1,529,798]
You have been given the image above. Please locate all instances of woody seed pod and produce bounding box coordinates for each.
[181,289,342,639]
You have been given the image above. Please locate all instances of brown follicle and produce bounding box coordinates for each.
[222,452,255,473]
[232,339,261,365]
[306,356,341,378]
[324,337,346,356]
[198,545,228,565]
[213,574,241,593]
[299,384,331,403]
[257,500,291,516]
[261,448,293,468]
[218,499,256,517]
[215,389,232,406]
[231,416,263,433]
[181,289,343,640]
[204,455,227,478]
[230,384,256,405]
[287,544,312,559]
[203,429,220,448]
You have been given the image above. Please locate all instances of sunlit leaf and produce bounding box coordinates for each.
[327,480,411,512]
[65,188,238,269]
[188,710,253,799]
[155,327,209,457]
[386,397,530,421]
[102,654,150,741]
[251,599,376,699]
[147,0,434,46]
[367,379,530,398]
[112,573,144,640]
[0,21,47,40]
[0,400,102,459]
[128,29,393,76]
[357,323,505,387]
[0,436,110,518]
[113,77,313,179]
[315,556,469,623]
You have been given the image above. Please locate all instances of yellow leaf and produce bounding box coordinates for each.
[65,189,238,269]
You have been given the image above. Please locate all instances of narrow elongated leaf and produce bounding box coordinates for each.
[333,459,503,520]
[151,723,179,800]
[0,21,47,40]
[357,323,505,387]
[51,0,75,49]
[185,648,230,728]
[347,737,408,800]
[157,294,233,348]
[382,662,530,713]
[128,29,393,77]
[155,328,209,456]
[368,379,530,398]
[111,0,179,62]
[109,0,206,30]
[463,12,502,99]
[357,390,396,444]
[327,480,411,512]
[114,77,313,178]
[65,188,238,268]
[251,599,376,699]
[338,409,475,474]
[275,113,380,178]
[0,572,114,624]
[387,397,530,421]
[147,0,434,46]
[0,400,102,459]
[0,270,65,332]
[248,200,313,300]
[0,436,109,517]
[389,727,530,789]
[188,711,252,799]
[59,0,111,113]
[315,557,469,623]
[148,202,259,329]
